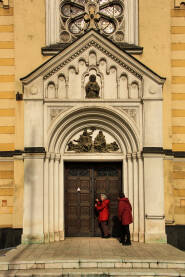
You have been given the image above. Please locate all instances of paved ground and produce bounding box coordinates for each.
[0,238,185,263]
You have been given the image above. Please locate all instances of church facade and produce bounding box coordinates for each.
[0,0,185,249]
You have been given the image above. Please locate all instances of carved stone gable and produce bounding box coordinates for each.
[22,31,165,102]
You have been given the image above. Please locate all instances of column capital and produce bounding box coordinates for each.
[45,153,51,160]
[137,152,142,159]
[55,153,61,161]
[126,153,132,159]
[132,152,137,159]
[50,153,55,160]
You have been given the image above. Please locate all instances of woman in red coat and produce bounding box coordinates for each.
[95,194,111,238]
[118,192,133,245]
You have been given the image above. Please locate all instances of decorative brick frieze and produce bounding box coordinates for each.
[43,40,142,81]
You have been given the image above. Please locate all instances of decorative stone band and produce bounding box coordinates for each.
[145,214,165,220]
[1,148,185,158]
[142,147,164,155]
[24,147,46,154]
[143,147,185,157]
[0,148,45,157]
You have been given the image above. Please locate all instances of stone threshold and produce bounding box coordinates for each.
[0,258,185,271]
[0,268,185,277]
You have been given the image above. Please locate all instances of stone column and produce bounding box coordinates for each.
[133,153,139,242]
[59,158,64,240]
[54,154,60,241]
[127,153,133,238]
[123,156,128,197]
[137,152,145,242]
[49,153,55,242]
[44,153,50,243]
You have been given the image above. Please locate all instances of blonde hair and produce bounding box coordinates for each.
[100,194,107,200]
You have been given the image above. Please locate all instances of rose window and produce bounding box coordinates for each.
[59,0,125,43]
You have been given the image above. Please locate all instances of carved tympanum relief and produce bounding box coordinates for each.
[66,128,120,153]
[44,51,141,100]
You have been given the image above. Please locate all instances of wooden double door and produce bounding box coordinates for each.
[64,162,122,237]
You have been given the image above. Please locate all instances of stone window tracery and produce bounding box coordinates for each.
[46,0,139,48]
[59,0,124,43]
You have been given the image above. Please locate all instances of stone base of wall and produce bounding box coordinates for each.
[1,226,184,251]
[0,228,22,249]
[166,225,185,251]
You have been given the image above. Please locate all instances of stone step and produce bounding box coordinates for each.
[0,259,185,271]
[0,268,185,277]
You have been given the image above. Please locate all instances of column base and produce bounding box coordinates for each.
[145,219,167,243]
[139,232,145,242]
[59,230,64,240]
[54,231,60,241]
[145,232,167,243]
[22,234,44,244]
[44,231,64,242]
[44,233,49,243]
[133,232,139,242]
[49,232,55,242]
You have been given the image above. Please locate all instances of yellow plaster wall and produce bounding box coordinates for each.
[0,0,184,229]
[0,161,14,227]
[14,0,47,150]
[0,0,15,227]
[170,2,185,225]
[137,0,172,150]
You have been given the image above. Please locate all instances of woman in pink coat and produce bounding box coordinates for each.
[118,192,133,245]
[95,194,111,238]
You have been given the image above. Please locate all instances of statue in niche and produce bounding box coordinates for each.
[67,128,119,153]
[85,75,100,98]
[94,130,106,152]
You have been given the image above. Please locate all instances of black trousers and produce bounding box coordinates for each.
[120,224,131,243]
[99,221,109,237]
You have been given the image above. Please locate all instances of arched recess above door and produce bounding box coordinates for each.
[47,106,141,155]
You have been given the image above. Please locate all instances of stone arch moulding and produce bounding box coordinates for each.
[47,106,141,154]
[45,0,139,46]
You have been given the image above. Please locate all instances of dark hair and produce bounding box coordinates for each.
[119,192,125,198]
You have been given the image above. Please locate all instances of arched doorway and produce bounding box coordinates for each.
[43,106,144,242]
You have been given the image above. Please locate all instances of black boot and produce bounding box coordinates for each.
[125,240,131,245]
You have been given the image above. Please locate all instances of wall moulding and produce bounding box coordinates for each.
[174,0,185,8]
[0,0,9,9]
